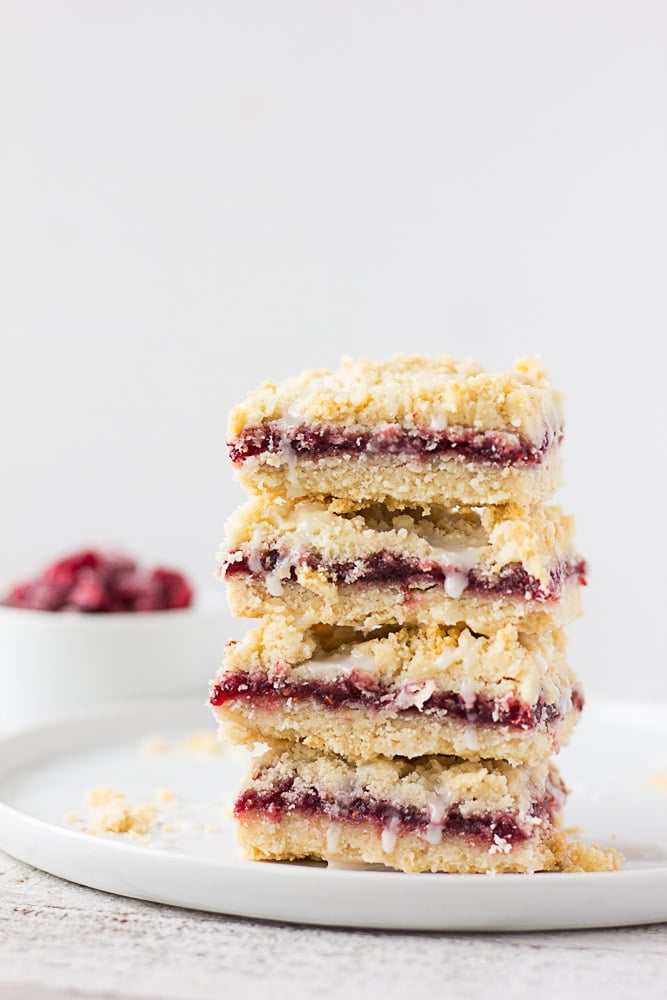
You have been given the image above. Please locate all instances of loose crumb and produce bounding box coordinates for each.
[65,785,183,842]
[156,786,177,803]
[81,786,158,837]
[179,731,221,755]
[141,736,170,755]
[550,831,624,872]
[141,730,221,757]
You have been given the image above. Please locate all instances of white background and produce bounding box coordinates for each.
[1,1,666,696]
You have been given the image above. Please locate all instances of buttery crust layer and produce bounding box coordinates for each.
[234,451,562,507]
[226,575,583,633]
[213,698,581,765]
[238,812,562,874]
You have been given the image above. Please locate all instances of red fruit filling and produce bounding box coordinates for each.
[229,422,560,467]
[3,549,193,613]
[234,773,564,847]
[210,671,584,731]
[225,549,587,602]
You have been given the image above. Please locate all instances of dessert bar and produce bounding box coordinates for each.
[228,355,563,507]
[222,497,586,633]
[213,351,621,877]
[210,617,582,765]
[234,745,567,873]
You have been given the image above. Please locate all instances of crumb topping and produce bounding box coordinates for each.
[220,616,574,707]
[243,744,556,820]
[141,731,221,756]
[228,355,563,446]
[223,498,577,589]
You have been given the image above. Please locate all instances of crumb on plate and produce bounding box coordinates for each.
[65,785,184,844]
[141,730,221,757]
[549,831,624,873]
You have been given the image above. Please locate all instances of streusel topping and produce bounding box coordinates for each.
[221,616,573,706]
[223,497,577,588]
[245,744,554,819]
[228,354,563,445]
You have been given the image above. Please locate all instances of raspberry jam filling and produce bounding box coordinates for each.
[225,549,587,602]
[210,671,584,731]
[3,549,193,613]
[229,422,559,467]
[235,775,563,847]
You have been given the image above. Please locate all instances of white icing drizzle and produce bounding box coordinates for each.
[265,571,285,597]
[558,692,573,716]
[462,726,480,751]
[393,679,436,711]
[444,570,469,599]
[300,651,373,680]
[264,554,293,597]
[243,501,484,588]
[247,551,264,575]
[423,823,443,845]
[381,815,400,854]
[426,542,481,573]
[282,406,304,427]
[428,791,454,824]
[458,677,478,712]
[380,828,397,854]
[326,825,341,853]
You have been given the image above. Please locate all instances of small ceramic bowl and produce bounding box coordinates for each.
[0,595,230,735]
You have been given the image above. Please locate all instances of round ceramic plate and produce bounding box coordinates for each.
[0,697,666,931]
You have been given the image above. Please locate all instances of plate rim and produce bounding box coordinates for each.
[1,696,666,931]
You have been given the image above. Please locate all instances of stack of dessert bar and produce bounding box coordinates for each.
[210,355,589,873]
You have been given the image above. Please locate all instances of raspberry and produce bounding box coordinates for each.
[67,569,109,612]
[3,549,193,613]
[151,568,193,609]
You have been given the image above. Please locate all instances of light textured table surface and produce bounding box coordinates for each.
[1,849,665,1000]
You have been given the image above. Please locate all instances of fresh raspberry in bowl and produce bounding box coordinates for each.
[0,552,226,735]
[3,550,193,613]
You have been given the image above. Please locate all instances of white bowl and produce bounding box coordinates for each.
[0,595,230,735]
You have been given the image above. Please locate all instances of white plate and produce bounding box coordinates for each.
[0,697,666,931]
